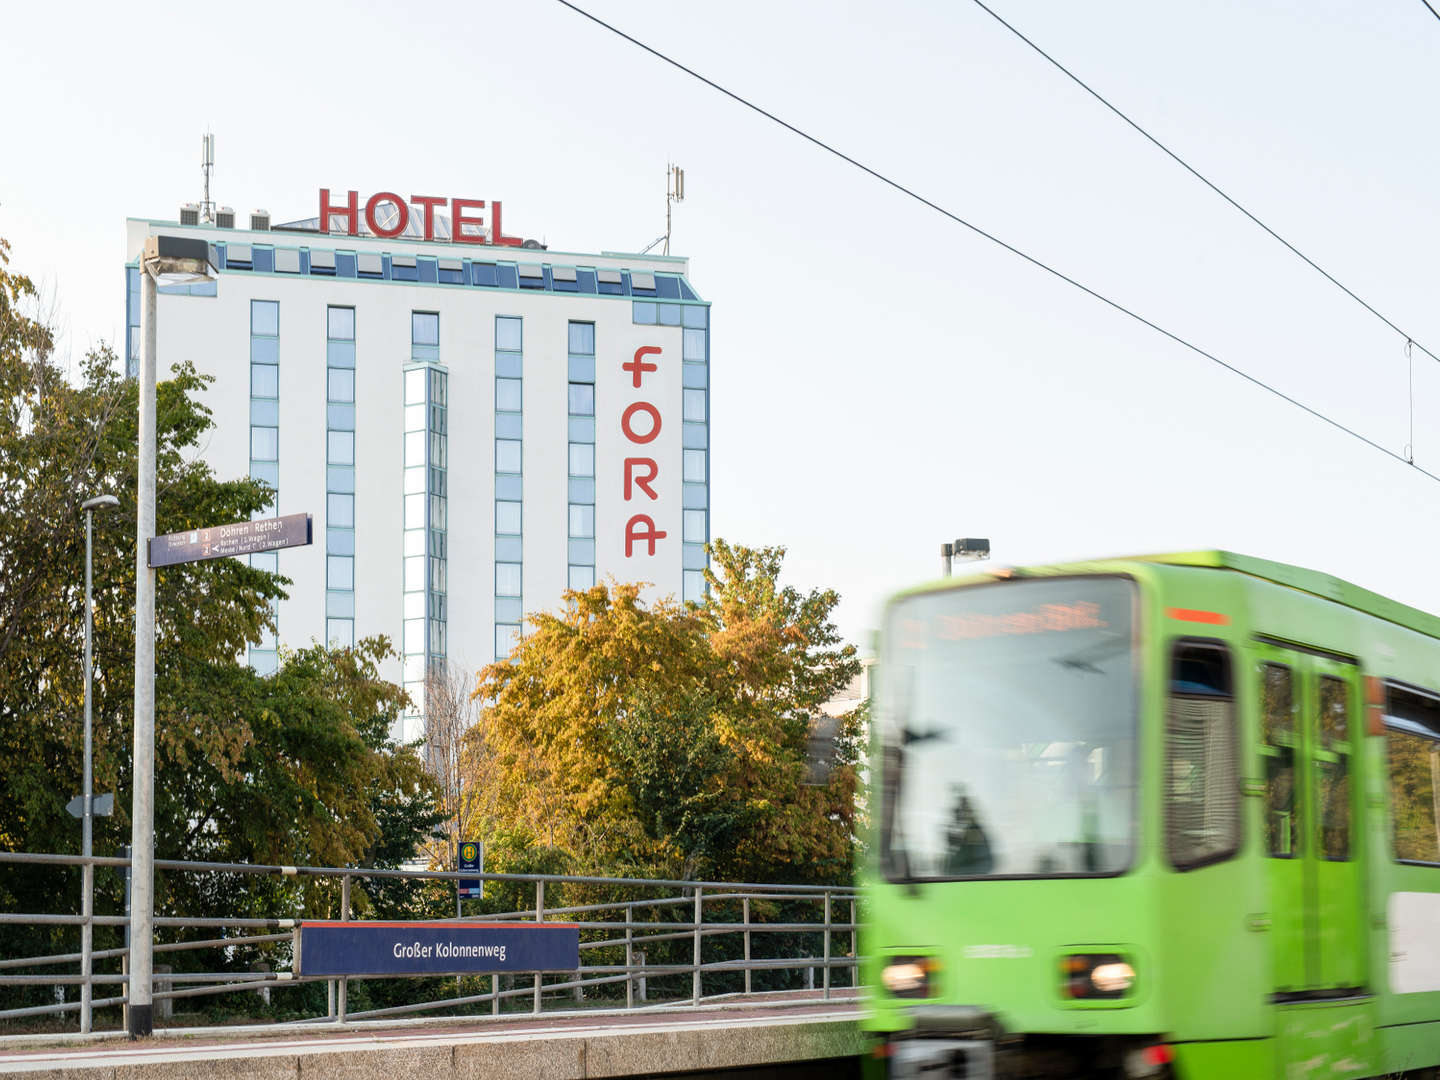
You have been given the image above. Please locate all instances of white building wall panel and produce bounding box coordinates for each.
[129,219,702,714]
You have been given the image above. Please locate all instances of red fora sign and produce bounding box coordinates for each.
[623,346,667,558]
[318,189,522,246]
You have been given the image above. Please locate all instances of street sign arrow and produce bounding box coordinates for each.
[67,793,114,818]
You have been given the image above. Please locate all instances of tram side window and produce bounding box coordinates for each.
[1166,641,1239,869]
[1261,664,1300,858]
[1317,676,1351,860]
[1384,682,1440,864]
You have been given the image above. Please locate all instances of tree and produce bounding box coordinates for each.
[0,238,443,990]
[419,661,481,869]
[460,541,864,885]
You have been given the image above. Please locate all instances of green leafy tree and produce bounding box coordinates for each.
[0,239,444,1016]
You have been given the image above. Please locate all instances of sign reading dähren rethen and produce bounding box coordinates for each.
[294,921,579,978]
[148,513,312,569]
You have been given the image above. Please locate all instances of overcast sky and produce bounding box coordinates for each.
[5,0,1440,649]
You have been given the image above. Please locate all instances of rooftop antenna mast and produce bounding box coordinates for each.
[200,131,216,224]
[640,163,685,255]
[664,163,684,255]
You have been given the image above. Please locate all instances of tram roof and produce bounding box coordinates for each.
[1128,550,1440,642]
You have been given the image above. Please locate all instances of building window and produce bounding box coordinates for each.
[495,316,524,659]
[496,377,523,412]
[326,305,357,658]
[400,311,447,743]
[567,321,597,595]
[568,383,595,416]
[568,504,595,538]
[412,312,439,346]
[568,442,594,477]
[496,500,522,535]
[684,509,707,543]
[496,315,523,351]
[495,623,521,658]
[248,301,281,672]
[496,562,523,597]
[328,306,355,340]
[496,439,523,474]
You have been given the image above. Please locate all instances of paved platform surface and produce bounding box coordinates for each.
[0,997,863,1078]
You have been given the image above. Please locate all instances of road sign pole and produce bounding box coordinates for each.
[81,505,94,1034]
[128,265,157,1038]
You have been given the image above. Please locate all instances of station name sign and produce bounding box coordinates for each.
[148,512,312,568]
[320,189,523,246]
[295,921,579,977]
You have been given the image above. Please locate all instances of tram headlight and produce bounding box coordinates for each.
[881,956,937,999]
[1061,953,1135,999]
[1090,961,1136,994]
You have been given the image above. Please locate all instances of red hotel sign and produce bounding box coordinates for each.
[319,189,522,246]
[622,346,667,558]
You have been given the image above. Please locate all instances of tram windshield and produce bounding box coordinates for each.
[879,577,1138,881]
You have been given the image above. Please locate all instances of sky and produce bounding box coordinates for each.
[5,0,1440,650]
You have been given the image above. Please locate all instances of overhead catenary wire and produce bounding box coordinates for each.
[966,0,1440,370]
[551,0,1440,486]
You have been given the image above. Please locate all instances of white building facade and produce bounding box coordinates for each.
[125,196,710,740]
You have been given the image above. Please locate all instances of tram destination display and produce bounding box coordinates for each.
[148,513,312,568]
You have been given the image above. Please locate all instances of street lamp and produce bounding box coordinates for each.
[79,492,119,1035]
[130,235,212,1038]
[941,537,991,577]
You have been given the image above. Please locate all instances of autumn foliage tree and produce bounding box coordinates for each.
[462,540,864,885]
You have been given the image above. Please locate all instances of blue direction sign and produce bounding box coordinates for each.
[148,513,312,568]
[458,840,483,900]
[295,921,579,977]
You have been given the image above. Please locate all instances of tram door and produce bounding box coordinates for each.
[1254,643,1364,995]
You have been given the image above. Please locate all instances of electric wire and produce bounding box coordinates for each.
[552,0,1440,485]
[1420,0,1440,24]
[966,0,1440,370]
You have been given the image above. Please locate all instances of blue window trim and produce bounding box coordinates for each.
[206,242,704,301]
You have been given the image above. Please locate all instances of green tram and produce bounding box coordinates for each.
[861,552,1440,1079]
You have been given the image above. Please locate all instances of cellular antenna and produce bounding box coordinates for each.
[664,163,684,255]
[639,163,685,255]
[200,131,216,224]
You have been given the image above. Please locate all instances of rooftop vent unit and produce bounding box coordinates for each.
[250,209,270,231]
[179,203,200,226]
[521,238,546,250]
[216,206,236,229]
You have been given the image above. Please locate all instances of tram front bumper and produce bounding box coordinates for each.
[890,1037,996,1079]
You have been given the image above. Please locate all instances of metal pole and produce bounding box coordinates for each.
[850,898,857,989]
[80,507,95,1034]
[120,843,130,1031]
[338,875,349,1022]
[822,891,831,1000]
[743,897,751,996]
[128,266,158,1038]
[624,904,634,1010]
[692,887,702,1006]
[533,881,544,1014]
[941,542,954,578]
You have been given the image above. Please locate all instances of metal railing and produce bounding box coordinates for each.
[0,851,859,1036]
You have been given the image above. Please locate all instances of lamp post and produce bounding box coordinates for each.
[941,537,991,577]
[79,493,119,1034]
[130,235,212,1038]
